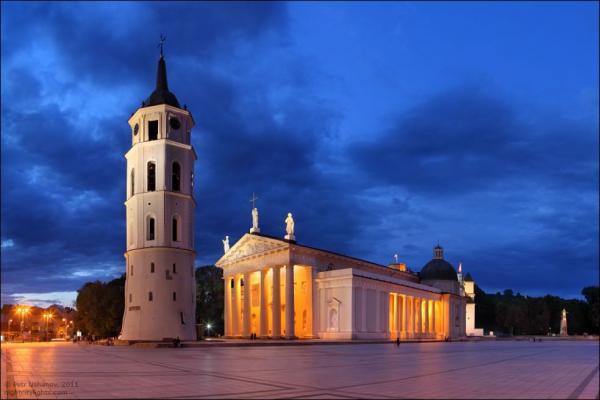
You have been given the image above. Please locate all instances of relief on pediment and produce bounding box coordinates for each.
[221,237,286,264]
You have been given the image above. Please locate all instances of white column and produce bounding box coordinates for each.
[224,275,231,337]
[415,298,420,336]
[424,299,429,337]
[393,294,399,337]
[396,295,402,337]
[259,269,268,337]
[243,272,251,338]
[271,266,281,338]
[232,275,239,336]
[285,265,295,338]
[431,300,436,338]
[403,295,409,337]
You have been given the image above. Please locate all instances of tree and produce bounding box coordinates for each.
[195,265,224,336]
[74,275,125,338]
[581,286,599,334]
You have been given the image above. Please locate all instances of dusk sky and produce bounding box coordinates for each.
[1,1,598,307]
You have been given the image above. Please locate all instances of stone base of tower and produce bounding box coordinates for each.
[120,248,196,341]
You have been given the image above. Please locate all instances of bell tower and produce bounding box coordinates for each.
[120,44,197,341]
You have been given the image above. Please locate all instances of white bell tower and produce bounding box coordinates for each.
[120,45,197,341]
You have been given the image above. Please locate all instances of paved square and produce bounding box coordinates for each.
[1,340,598,399]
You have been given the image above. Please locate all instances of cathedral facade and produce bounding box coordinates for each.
[216,230,475,340]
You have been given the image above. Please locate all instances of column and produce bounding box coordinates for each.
[396,295,402,337]
[259,269,268,337]
[224,275,231,336]
[285,264,295,338]
[415,299,420,336]
[393,294,399,337]
[403,295,409,337]
[271,266,281,338]
[243,272,251,338]
[424,299,429,337]
[232,275,239,336]
[431,300,436,338]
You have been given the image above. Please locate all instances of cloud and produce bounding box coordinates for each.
[349,87,598,194]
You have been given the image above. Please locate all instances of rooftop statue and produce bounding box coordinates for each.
[285,212,295,241]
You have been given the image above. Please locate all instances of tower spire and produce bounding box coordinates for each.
[143,34,180,109]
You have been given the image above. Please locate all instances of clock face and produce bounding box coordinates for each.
[169,117,181,130]
[133,123,139,135]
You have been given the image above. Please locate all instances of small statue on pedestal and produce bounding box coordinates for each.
[284,212,295,241]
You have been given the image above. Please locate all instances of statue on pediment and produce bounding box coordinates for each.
[285,212,295,241]
[222,235,230,253]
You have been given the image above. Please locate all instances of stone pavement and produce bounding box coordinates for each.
[1,340,598,399]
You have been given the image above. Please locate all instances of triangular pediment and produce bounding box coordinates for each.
[215,233,289,267]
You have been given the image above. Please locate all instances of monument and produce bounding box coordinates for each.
[560,308,568,336]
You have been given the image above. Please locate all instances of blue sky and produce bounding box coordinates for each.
[1,1,598,307]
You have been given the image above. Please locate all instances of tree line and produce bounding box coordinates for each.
[73,265,598,338]
[475,286,599,336]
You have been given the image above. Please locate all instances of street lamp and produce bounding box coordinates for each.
[8,319,12,338]
[206,323,212,338]
[15,306,30,342]
[43,313,53,341]
[62,318,67,338]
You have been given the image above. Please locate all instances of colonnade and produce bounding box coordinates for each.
[224,265,297,339]
[389,293,442,339]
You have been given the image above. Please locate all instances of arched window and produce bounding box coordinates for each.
[172,263,177,273]
[149,292,153,301]
[172,162,180,192]
[130,265,134,276]
[129,293,132,303]
[147,217,155,240]
[172,217,178,241]
[173,291,177,301]
[150,263,155,273]
[130,169,135,197]
[147,162,156,191]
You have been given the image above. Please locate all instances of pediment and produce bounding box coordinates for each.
[215,234,289,267]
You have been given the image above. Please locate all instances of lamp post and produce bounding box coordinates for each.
[8,319,12,340]
[62,318,67,338]
[43,313,53,341]
[16,307,30,342]
[206,323,212,338]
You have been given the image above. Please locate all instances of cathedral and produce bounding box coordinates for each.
[120,48,479,341]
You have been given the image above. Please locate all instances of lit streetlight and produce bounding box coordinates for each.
[206,322,212,338]
[15,306,30,342]
[43,313,53,341]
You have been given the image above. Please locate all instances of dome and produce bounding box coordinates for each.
[420,258,458,281]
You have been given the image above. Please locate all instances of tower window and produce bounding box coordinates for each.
[130,169,135,197]
[172,162,181,192]
[180,312,185,324]
[150,263,155,273]
[172,217,178,241]
[149,292,153,301]
[147,217,155,240]
[129,293,132,303]
[147,162,156,192]
[148,120,158,141]
[130,264,133,276]
[172,263,177,274]
[173,291,177,301]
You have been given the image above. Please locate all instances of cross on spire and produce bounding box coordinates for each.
[158,34,166,57]
[250,193,258,209]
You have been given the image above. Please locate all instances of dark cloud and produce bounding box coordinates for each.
[350,87,598,194]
